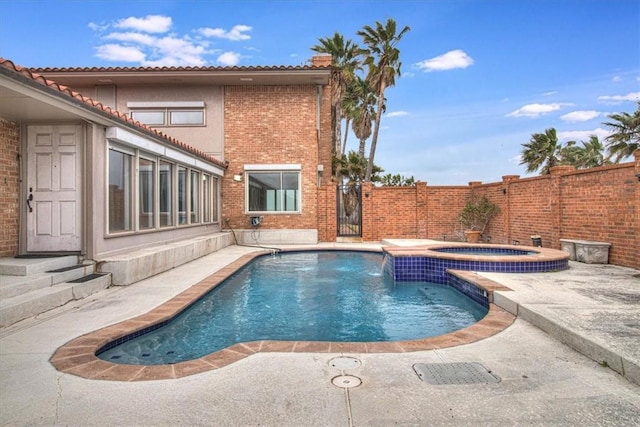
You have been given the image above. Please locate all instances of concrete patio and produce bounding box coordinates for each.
[1,243,639,426]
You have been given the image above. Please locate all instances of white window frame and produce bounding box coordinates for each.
[127,101,205,127]
[244,164,302,214]
[106,130,222,236]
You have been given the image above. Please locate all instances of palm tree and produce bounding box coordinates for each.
[564,135,611,169]
[357,19,410,181]
[379,173,415,186]
[604,103,640,162]
[520,128,564,174]
[311,33,364,155]
[344,76,376,159]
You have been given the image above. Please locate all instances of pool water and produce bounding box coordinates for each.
[98,251,487,365]
[433,247,537,256]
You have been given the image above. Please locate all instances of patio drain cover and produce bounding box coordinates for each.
[329,356,361,370]
[332,375,362,388]
[413,362,500,385]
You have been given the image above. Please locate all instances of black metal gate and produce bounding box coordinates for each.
[337,184,362,237]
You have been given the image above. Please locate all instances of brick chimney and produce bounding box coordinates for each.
[311,55,332,67]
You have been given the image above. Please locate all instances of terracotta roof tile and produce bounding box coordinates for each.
[0,57,227,169]
[30,64,330,73]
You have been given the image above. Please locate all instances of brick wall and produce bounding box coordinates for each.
[222,84,332,231]
[319,153,639,269]
[0,119,20,257]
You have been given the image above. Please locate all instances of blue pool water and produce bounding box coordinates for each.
[433,247,537,256]
[98,251,487,365]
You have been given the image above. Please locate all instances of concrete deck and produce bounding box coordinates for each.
[1,243,639,426]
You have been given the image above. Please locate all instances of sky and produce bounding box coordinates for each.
[1,0,638,185]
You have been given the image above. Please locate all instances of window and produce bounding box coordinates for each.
[247,170,300,213]
[170,110,204,125]
[128,102,205,127]
[190,170,200,223]
[139,157,155,229]
[107,137,220,234]
[159,161,173,227]
[178,166,188,225]
[131,111,165,125]
[203,174,211,223]
[105,127,224,233]
[108,148,133,232]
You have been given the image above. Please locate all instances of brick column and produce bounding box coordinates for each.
[361,182,374,241]
[549,165,576,248]
[415,181,428,238]
[501,175,519,244]
[0,119,20,257]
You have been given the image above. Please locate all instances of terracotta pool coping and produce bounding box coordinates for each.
[50,249,516,382]
[383,243,570,263]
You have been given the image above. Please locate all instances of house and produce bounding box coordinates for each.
[0,56,333,287]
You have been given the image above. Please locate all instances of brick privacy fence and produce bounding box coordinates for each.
[0,119,20,257]
[319,151,639,270]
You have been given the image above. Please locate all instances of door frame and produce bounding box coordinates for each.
[19,122,84,254]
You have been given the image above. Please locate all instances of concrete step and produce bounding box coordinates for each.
[0,263,96,299]
[0,255,79,276]
[0,272,111,328]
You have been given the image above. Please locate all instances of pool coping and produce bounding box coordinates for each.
[383,243,570,263]
[49,249,516,382]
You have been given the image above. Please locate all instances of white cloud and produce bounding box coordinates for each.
[217,51,241,66]
[386,111,409,118]
[199,25,252,41]
[88,22,109,32]
[507,103,569,118]
[557,128,610,142]
[415,49,474,72]
[542,91,558,96]
[597,91,640,103]
[115,15,172,33]
[510,154,523,165]
[560,110,601,122]
[142,36,209,66]
[105,32,156,46]
[612,75,622,82]
[95,44,146,62]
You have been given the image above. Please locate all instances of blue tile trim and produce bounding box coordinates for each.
[96,320,172,355]
[447,273,489,309]
[386,253,568,284]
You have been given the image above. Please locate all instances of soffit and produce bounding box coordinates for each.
[31,68,331,87]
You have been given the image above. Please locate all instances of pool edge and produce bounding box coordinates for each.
[49,249,516,382]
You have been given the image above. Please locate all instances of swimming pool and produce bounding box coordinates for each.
[97,251,487,365]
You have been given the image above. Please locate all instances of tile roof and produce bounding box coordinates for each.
[30,64,331,73]
[0,58,228,169]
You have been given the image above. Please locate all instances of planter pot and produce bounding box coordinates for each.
[464,230,482,243]
[575,241,611,264]
[559,239,576,260]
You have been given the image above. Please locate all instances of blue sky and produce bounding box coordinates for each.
[1,0,638,185]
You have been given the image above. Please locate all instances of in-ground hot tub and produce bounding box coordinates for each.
[383,243,570,283]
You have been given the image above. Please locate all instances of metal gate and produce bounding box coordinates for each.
[337,184,362,237]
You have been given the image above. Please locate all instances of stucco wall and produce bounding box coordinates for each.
[78,84,225,160]
[0,119,19,257]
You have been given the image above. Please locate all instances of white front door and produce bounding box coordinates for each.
[26,124,83,252]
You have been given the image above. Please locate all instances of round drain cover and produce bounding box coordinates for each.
[329,356,361,370]
[332,375,362,388]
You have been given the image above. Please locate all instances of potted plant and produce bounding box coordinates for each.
[457,195,500,243]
